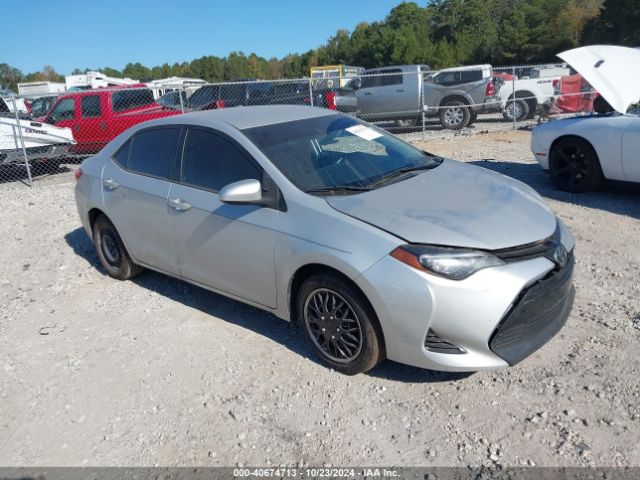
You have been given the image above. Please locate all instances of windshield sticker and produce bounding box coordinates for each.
[346,124,382,141]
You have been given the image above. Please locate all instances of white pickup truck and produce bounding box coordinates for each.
[498,66,570,121]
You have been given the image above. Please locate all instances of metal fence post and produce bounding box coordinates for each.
[11,94,33,187]
[421,73,426,141]
[178,86,185,113]
[512,66,517,131]
[309,79,314,107]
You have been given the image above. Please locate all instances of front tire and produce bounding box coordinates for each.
[297,274,384,375]
[549,137,604,192]
[93,215,143,280]
[439,100,471,130]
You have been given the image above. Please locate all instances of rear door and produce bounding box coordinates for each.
[379,68,417,116]
[356,70,379,119]
[78,93,109,153]
[101,126,181,274]
[168,127,279,307]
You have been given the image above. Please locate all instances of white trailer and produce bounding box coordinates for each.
[65,71,139,90]
[17,81,66,96]
[145,76,206,99]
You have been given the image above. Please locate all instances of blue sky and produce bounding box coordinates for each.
[2,0,409,75]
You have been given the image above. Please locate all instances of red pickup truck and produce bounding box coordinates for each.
[38,86,181,155]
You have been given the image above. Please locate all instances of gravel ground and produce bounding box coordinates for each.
[1,129,639,467]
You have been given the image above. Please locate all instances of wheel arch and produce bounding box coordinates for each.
[439,94,471,107]
[513,89,539,113]
[549,134,599,160]
[88,207,107,231]
[287,262,387,355]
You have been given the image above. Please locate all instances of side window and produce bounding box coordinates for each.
[112,89,155,112]
[113,140,131,168]
[379,69,403,86]
[48,98,75,123]
[81,95,101,118]
[460,70,482,83]
[361,71,379,89]
[128,128,179,179]
[181,129,261,192]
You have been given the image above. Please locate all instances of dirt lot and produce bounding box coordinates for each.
[1,129,639,467]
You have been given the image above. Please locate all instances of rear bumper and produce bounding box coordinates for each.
[0,143,72,165]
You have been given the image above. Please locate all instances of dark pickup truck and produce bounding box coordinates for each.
[187,80,357,113]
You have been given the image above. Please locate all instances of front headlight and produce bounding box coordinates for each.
[390,245,505,280]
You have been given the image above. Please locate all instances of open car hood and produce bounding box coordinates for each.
[558,45,640,114]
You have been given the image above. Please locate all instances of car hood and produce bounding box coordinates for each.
[325,160,557,250]
[558,45,640,114]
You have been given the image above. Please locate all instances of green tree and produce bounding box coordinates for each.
[584,0,640,45]
[0,63,23,91]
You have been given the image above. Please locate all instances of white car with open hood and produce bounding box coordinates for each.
[531,45,640,192]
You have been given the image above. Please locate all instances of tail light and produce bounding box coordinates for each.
[324,91,336,110]
[74,168,83,181]
[215,99,225,109]
[553,79,560,95]
[485,80,495,97]
[303,96,310,105]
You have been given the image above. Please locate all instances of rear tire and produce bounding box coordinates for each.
[439,100,471,130]
[549,137,604,193]
[297,274,384,375]
[395,118,419,128]
[92,215,143,280]
[502,99,529,122]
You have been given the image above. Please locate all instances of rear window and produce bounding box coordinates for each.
[112,89,155,112]
[188,85,220,109]
[432,70,483,86]
[127,127,180,179]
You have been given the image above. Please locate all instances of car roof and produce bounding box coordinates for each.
[143,105,338,130]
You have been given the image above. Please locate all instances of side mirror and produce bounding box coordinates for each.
[219,179,262,204]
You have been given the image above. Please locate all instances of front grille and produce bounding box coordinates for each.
[489,252,575,365]
[493,224,564,264]
[425,329,466,354]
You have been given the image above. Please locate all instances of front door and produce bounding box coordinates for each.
[622,115,640,182]
[169,127,279,308]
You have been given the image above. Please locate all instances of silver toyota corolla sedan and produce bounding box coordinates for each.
[74,105,575,375]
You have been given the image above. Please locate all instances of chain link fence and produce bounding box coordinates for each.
[1,62,600,186]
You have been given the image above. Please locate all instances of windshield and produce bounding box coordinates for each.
[242,114,441,194]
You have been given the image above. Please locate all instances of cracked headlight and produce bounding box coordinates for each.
[390,245,505,280]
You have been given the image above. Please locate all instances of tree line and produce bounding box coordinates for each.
[2,0,638,91]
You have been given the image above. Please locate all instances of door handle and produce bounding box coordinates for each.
[168,197,192,212]
[103,178,120,190]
